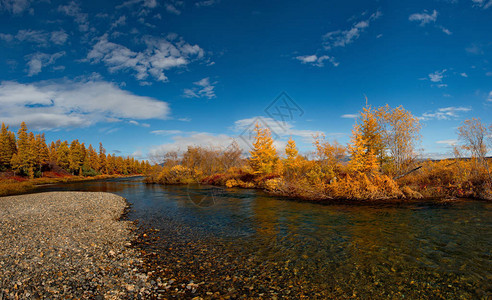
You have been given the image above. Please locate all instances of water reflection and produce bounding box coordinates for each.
[34,177,492,298]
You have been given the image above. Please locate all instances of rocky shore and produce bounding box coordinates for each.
[0,192,149,299]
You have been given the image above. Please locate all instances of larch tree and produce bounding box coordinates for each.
[56,141,71,171]
[0,123,16,169]
[11,122,33,177]
[249,123,279,175]
[348,123,379,174]
[98,142,107,174]
[283,137,301,179]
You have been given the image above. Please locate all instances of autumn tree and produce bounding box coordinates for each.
[56,141,71,171]
[98,142,107,174]
[348,123,379,174]
[283,137,302,179]
[457,118,490,179]
[377,105,421,176]
[10,122,34,177]
[249,123,279,175]
[0,123,16,169]
[313,134,346,170]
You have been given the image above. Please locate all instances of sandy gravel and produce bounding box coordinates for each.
[0,192,149,299]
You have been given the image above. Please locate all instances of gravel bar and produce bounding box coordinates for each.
[0,192,149,299]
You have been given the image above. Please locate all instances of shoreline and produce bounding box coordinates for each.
[0,174,143,197]
[147,181,492,205]
[0,191,149,298]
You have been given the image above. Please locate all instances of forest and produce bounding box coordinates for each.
[146,104,492,201]
[0,122,150,195]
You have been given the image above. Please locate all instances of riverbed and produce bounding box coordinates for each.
[34,177,492,299]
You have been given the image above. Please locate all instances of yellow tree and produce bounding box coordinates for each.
[283,137,300,178]
[0,123,16,169]
[87,144,100,172]
[11,122,33,177]
[359,105,386,164]
[69,140,85,175]
[98,142,107,174]
[313,133,346,170]
[249,123,279,175]
[34,134,50,173]
[56,141,71,171]
[348,123,379,174]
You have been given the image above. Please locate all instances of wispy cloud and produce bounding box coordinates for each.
[323,10,382,50]
[195,0,219,7]
[488,90,492,101]
[0,80,170,130]
[295,10,381,68]
[409,10,437,26]
[341,114,358,119]
[428,69,446,82]
[0,0,33,14]
[420,106,471,120]
[151,129,183,135]
[471,0,492,9]
[295,54,338,67]
[0,29,69,46]
[25,51,65,76]
[58,1,90,32]
[436,139,458,146]
[87,34,205,83]
[183,77,217,99]
[165,1,184,15]
[409,10,452,35]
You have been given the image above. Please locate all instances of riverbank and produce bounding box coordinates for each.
[0,192,149,299]
[0,174,143,197]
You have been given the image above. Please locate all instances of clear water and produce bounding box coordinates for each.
[34,177,492,298]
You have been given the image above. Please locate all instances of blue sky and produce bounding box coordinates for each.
[0,0,491,160]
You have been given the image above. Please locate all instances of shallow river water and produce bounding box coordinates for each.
[35,177,491,299]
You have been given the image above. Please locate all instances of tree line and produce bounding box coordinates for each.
[147,104,492,201]
[0,122,150,178]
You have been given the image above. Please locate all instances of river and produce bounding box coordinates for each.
[34,177,491,299]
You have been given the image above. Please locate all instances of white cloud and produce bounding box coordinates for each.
[149,132,236,156]
[488,91,492,101]
[234,116,323,141]
[183,77,217,99]
[110,16,127,30]
[25,51,65,76]
[58,1,89,32]
[295,54,338,67]
[0,29,69,46]
[439,26,452,35]
[50,30,69,45]
[151,129,183,135]
[0,80,170,130]
[466,43,483,55]
[460,72,468,77]
[409,10,438,26]
[428,69,446,82]
[323,10,382,50]
[420,106,471,120]
[341,114,358,119]
[165,3,181,15]
[87,34,204,83]
[129,120,150,127]
[195,0,219,7]
[0,0,33,14]
[471,0,492,9]
[436,139,458,146]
